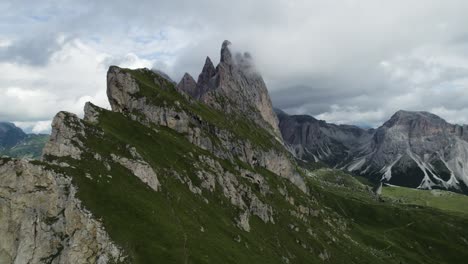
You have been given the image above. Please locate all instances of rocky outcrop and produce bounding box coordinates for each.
[176,73,197,98]
[179,40,282,139]
[175,154,275,232]
[0,158,125,263]
[111,152,160,191]
[194,57,217,98]
[83,102,100,124]
[106,67,141,114]
[42,112,87,160]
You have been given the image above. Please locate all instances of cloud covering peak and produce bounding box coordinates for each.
[2,0,468,132]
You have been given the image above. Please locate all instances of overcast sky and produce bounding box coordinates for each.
[2,0,468,133]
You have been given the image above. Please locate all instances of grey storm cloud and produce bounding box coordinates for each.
[2,0,468,132]
[0,34,70,65]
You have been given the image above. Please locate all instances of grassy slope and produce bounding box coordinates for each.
[382,185,468,216]
[41,109,468,264]
[45,110,368,263]
[308,169,468,264]
[41,68,468,263]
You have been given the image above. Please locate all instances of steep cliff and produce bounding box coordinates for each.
[346,110,468,191]
[276,109,373,165]
[178,41,282,139]
[0,158,125,263]
[278,109,468,192]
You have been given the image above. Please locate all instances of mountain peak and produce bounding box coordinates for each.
[176,72,197,97]
[195,57,217,97]
[220,40,233,64]
[215,41,280,137]
[393,109,433,118]
[392,109,439,118]
[386,110,447,128]
[204,56,215,68]
[182,72,193,79]
[190,41,282,138]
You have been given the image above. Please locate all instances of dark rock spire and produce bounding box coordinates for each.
[176,72,197,97]
[220,40,233,65]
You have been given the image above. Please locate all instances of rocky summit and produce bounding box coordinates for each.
[1,41,468,264]
[178,40,282,139]
[278,109,468,193]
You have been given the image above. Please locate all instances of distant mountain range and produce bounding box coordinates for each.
[0,122,48,159]
[277,109,468,193]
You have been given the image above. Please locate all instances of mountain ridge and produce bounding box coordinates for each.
[277,109,468,193]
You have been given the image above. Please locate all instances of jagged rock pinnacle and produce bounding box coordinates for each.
[193,56,217,98]
[220,40,233,64]
[84,101,100,124]
[198,57,216,84]
[191,40,283,138]
[176,72,197,97]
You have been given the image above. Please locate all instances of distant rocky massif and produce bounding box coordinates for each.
[0,122,48,159]
[278,110,468,193]
[1,41,468,264]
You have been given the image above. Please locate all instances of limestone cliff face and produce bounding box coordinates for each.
[43,112,86,160]
[0,158,125,264]
[348,110,468,191]
[276,109,373,165]
[278,109,468,192]
[179,40,282,139]
[106,65,306,192]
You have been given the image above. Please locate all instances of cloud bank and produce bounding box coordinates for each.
[1,0,468,132]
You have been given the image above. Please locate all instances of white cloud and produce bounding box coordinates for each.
[315,105,386,127]
[0,37,156,132]
[0,38,12,48]
[2,0,468,129]
[14,120,52,134]
[430,107,468,125]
